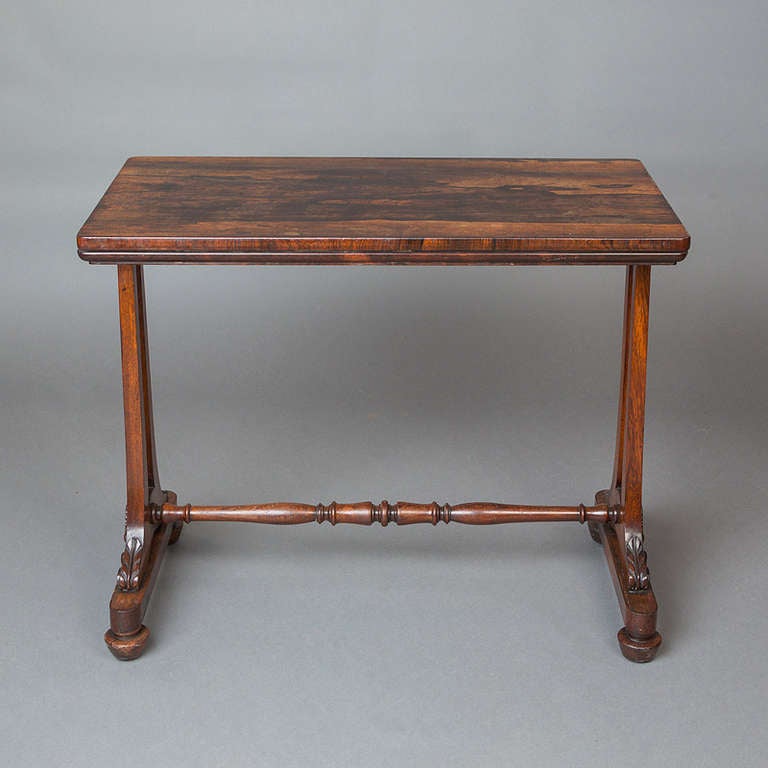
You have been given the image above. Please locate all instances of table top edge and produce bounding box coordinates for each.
[77,156,690,265]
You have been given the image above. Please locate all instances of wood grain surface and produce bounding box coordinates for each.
[77,157,689,264]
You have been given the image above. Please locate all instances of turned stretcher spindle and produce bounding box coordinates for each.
[153,500,620,526]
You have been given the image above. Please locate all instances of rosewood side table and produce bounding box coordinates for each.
[77,157,690,662]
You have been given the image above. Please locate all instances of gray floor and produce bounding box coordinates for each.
[2,163,767,767]
[3,1,768,764]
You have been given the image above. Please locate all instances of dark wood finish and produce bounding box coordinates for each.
[81,157,688,662]
[590,262,661,661]
[154,500,620,526]
[117,264,154,574]
[105,265,178,658]
[595,511,661,663]
[77,157,689,264]
[105,522,173,660]
[621,265,651,543]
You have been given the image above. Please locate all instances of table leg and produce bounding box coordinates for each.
[104,265,177,660]
[593,265,662,662]
[99,263,663,661]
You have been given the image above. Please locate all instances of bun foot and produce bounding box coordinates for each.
[617,628,661,663]
[104,625,150,660]
[168,522,183,546]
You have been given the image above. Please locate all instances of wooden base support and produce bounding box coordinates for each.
[104,625,150,661]
[587,521,603,544]
[153,500,619,526]
[102,264,663,662]
[104,521,174,660]
[592,491,661,663]
[616,628,662,663]
[103,491,662,663]
[103,489,664,661]
[168,522,183,546]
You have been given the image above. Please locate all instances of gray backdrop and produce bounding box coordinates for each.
[2,2,766,766]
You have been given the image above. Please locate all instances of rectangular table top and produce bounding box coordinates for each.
[77,157,689,265]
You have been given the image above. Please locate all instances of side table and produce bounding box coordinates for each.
[77,157,690,661]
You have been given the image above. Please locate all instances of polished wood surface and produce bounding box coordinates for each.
[154,500,620,526]
[77,157,689,264]
[86,157,687,661]
[105,264,178,659]
[587,264,661,660]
